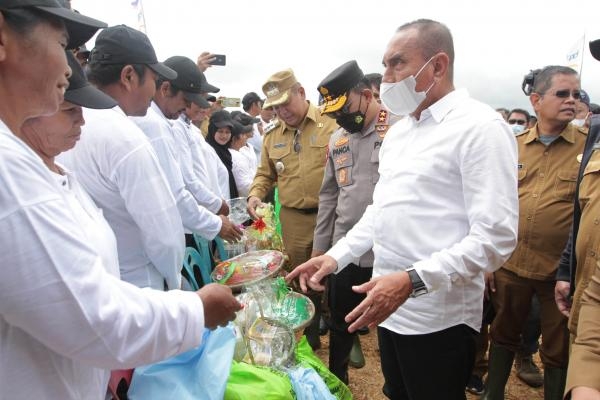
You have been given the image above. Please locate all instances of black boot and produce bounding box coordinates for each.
[481,344,515,400]
[543,367,567,400]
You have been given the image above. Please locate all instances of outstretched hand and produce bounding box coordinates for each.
[285,255,338,292]
[344,271,412,333]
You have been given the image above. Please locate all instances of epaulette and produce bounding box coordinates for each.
[263,119,280,135]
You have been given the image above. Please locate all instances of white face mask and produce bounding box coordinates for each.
[380,56,436,117]
[571,118,586,127]
[510,124,525,135]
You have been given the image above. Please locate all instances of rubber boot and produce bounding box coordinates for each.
[349,334,365,369]
[543,367,567,400]
[480,344,515,400]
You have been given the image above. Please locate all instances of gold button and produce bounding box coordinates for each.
[532,193,538,198]
[527,216,532,220]
[539,173,545,178]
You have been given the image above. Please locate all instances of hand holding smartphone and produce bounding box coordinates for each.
[208,54,226,66]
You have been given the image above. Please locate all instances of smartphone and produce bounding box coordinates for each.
[220,97,241,108]
[209,54,226,66]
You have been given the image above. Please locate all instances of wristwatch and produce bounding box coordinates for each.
[406,268,428,298]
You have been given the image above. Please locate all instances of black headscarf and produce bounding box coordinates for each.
[206,110,239,198]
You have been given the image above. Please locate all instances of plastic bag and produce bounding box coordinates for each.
[128,325,236,400]
[224,361,295,400]
[288,366,336,400]
[295,336,353,400]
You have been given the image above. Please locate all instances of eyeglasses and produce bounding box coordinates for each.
[545,89,582,100]
[508,119,527,125]
[293,130,301,153]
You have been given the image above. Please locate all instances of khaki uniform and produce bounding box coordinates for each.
[565,259,600,394]
[248,102,337,268]
[571,145,600,335]
[491,124,587,368]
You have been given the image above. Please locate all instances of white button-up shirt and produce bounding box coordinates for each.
[230,147,257,197]
[171,113,222,213]
[130,102,222,238]
[0,122,204,399]
[60,106,185,290]
[328,89,518,334]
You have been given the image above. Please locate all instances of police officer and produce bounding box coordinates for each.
[483,65,587,400]
[312,60,399,384]
[247,69,338,349]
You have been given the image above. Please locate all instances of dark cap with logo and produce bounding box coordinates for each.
[317,60,364,114]
[242,91,263,111]
[0,0,107,49]
[590,39,600,62]
[89,25,176,80]
[163,56,219,108]
[64,51,117,109]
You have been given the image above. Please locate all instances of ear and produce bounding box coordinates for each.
[120,65,138,92]
[0,13,9,62]
[159,81,170,97]
[432,53,450,79]
[362,88,373,103]
[529,93,541,112]
[297,86,307,100]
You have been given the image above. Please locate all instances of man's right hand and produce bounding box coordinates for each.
[218,215,243,242]
[555,280,572,317]
[247,196,263,220]
[196,283,242,329]
[285,255,338,293]
[217,199,230,216]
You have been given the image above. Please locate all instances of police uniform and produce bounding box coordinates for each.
[490,124,587,371]
[310,60,400,383]
[248,69,338,270]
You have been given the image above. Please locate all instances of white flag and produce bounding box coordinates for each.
[566,34,585,75]
[130,0,147,34]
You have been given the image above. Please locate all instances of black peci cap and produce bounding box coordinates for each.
[317,60,364,114]
[590,39,600,62]
[64,51,117,109]
[89,25,176,80]
[0,0,107,49]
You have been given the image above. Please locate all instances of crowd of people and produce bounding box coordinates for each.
[2,1,600,399]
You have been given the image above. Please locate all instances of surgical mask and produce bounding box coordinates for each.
[380,56,436,116]
[510,124,525,134]
[335,96,366,133]
[571,118,586,127]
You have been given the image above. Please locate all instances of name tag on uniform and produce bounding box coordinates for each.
[274,142,286,148]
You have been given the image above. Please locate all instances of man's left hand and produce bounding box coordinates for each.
[345,271,412,333]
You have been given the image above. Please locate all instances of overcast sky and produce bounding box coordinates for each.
[72,0,600,115]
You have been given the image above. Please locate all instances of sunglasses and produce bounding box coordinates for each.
[545,89,582,100]
[508,119,527,125]
[293,129,301,153]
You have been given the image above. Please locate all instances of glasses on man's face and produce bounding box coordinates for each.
[546,89,582,100]
[508,118,527,125]
[293,129,301,153]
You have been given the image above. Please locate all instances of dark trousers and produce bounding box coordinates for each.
[378,324,476,400]
[328,263,373,382]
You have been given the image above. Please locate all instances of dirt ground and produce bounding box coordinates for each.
[313,329,544,400]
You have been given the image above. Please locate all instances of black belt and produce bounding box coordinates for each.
[289,207,319,214]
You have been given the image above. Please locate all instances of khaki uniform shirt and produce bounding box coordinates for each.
[504,124,587,280]
[313,109,399,267]
[248,102,338,209]
[571,144,600,333]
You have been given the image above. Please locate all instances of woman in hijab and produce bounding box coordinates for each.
[206,109,239,199]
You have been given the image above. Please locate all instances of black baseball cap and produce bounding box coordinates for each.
[210,110,234,129]
[0,0,107,49]
[64,51,116,109]
[163,56,219,108]
[231,111,260,125]
[242,91,263,111]
[89,25,176,80]
[590,39,600,62]
[318,60,364,114]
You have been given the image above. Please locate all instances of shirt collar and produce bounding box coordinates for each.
[523,123,577,145]
[419,88,469,124]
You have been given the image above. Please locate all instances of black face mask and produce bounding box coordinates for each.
[335,96,366,133]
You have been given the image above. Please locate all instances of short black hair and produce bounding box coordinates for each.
[532,65,578,95]
[364,73,382,89]
[508,108,530,121]
[87,63,147,87]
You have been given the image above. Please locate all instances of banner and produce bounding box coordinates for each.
[566,34,585,75]
[130,0,147,34]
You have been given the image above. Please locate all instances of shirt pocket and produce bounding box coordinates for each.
[553,169,578,201]
[371,145,381,184]
[309,133,330,167]
[334,153,353,187]
[517,168,527,186]
[268,144,291,176]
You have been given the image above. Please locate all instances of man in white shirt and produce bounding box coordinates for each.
[242,91,264,160]
[287,19,518,399]
[130,55,241,247]
[62,25,184,290]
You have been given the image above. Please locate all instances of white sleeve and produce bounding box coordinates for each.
[230,149,255,197]
[0,152,204,369]
[134,119,222,240]
[172,123,221,213]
